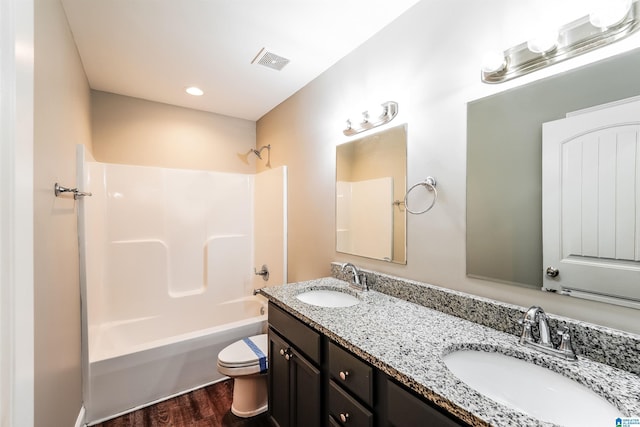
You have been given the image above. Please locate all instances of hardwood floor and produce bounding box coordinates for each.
[94,380,271,427]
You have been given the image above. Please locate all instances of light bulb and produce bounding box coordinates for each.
[347,115,363,127]
[589,0,632,29]
[527,29,559,54]
[481,51,507,73]
[368,104,387,121]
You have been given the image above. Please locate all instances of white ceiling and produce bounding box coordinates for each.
[61,0,421,121]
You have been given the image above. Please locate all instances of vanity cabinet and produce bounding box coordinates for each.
[268,304,322,427]
[267,302,468,427]
[328,381,373,427]
[328,341,374,427]
[385,379,466,427]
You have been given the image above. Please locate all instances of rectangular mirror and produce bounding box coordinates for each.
[336,124,407,264]
[467,47,640,291]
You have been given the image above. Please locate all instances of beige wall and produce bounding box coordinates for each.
[33,0,92,425]
[257,0,640,334]
[91,91,256,173]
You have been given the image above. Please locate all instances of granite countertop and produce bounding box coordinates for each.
[259,277,640,427]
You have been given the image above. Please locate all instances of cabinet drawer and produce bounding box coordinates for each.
[387,379,467,427]
[328,381,373,427]
[329,341,373,406]
[268,303,320,364]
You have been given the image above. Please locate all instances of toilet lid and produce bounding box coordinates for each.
[218,334,268,369]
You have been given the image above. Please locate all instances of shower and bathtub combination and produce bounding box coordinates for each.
[76,147,287,424]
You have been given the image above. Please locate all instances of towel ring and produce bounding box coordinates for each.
[404,177,437,215]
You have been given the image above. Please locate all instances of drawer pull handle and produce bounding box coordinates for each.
[339,412,350,423]
[339,370,350,381]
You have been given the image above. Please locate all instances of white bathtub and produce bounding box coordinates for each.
[86,296,268,424]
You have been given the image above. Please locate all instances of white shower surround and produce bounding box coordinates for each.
[80,160,285,423]
[336,177,394,260]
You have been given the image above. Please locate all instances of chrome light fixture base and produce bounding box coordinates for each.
[482,2,640,84]
[343,101,398,136]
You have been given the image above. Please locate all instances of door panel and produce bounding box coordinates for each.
[291,348,321,427]
[268,330,291,427]
[543,97,640,303]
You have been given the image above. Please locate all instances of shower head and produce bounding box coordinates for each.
[251,148,263,159]
[249,145,271,164]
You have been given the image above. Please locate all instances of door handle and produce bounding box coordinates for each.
[546,267,559,278]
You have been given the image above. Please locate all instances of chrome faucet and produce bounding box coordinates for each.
[341,263,368,291]
[518,306,577,361]
[519,306,552,347]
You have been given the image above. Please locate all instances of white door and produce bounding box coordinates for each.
[542,97,640,304]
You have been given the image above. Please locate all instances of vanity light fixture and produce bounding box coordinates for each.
[343,101,398,136]
[481,0,639,83]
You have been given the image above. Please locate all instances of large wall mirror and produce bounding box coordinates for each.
[336,124,407,264]
[467,47,640,296]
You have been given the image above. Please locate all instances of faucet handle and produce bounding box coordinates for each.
[358,273,369,290]
[557,326,571,342]
[557,327,566,344]
[517,317,534,345]
[557,326,577,359]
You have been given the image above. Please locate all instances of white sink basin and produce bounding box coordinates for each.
[296,290,359,308]
[443,350,620,427]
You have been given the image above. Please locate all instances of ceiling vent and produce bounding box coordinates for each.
[251,48,290,71]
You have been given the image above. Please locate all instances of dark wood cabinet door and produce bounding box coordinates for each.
[291,347,322,427]
[387,380,468,427]
[268,330,291,427]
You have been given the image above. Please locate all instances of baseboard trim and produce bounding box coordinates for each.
[75,405,86,427]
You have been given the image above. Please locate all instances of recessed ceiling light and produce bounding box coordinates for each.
[185,86,204,96]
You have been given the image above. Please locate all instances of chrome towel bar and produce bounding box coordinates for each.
[54,182,92,200]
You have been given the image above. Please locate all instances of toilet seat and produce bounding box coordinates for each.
[217,334,268,376]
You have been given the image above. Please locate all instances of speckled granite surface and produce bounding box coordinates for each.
[259,277,640,427]
[331,263,640,376]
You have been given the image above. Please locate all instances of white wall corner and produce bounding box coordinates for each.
[75,405,87,427]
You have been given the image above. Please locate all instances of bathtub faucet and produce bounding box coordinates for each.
[341,263,368,291]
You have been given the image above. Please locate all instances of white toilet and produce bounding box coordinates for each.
[217,334,269,418]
